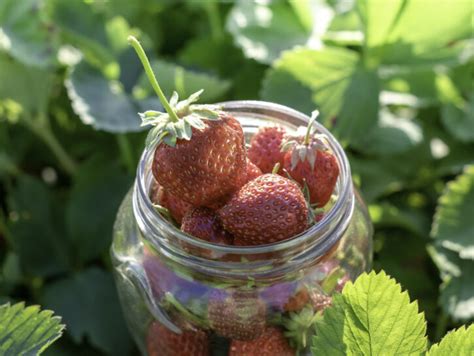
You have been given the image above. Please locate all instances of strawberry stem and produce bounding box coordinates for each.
[303,110,319,145]
[128,36,180,123]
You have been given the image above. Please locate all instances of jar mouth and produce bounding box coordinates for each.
[134,101,354,263]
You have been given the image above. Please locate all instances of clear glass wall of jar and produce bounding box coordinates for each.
[111,101,373,355]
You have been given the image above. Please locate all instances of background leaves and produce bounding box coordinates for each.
[0,0,472,354]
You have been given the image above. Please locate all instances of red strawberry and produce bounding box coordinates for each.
[153,112,247,207]
[284,287,332,313]
[146,321,209,356]
[244,159,263,182]
[218,174,308,245]
[208,290,266,340]
[181,207,233,246]
[129,36,247,208]
[281,111,339,207]
[248,126,287,173]
[151,183,193,224]
[229,327,295,356]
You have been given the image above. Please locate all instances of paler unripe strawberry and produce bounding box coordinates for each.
[151,182,193,224]
[146,321,209,356]
[281,111,339,207]
[181,207,233,248]
[248,126,287,173]
[208,290,266,340]
[128,36,247,208]
[218,174,308,245]
[229,327,295,356]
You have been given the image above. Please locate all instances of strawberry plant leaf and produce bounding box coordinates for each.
[261,47,379,142]
[427,323,474,355]
[353,109,423,156]
[312,270,427,355]
[66,61,159,133]
[226,1,311,64]
[66,157,132,264]
[6,176,71,277]
[431,165,474,259]
[40,267,133,356]
[0,302,64,355]
[134,59,231,103]
[0,0,56,68]
[0,54,53,115]
[441,94,474,143]
[357,0,472,66]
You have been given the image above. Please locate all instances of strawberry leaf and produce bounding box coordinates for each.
[0,302,64,355]
[427,324,474,355]
[431,165,474,259]
[312,270,427,355]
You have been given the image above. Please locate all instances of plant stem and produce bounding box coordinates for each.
[128,35,179,122]
[434,311,449,342]
[26,114,78,175]
[116,134,135,174]
[204,2,223,41]
[304,110,319,145]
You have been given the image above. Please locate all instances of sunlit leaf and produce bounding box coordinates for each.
[227,1,311,64]
[0,302,64,355]
[427,323,474,355]
[312,271,427,355]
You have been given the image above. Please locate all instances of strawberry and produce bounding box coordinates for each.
[248,126,287,173]
[229,327,295,356]
[218,174,308,245]
[146,321,209,356]
[244,158,263,182]
[284,286,332,313]
[129,36,247,208]
[181,207,233,246]
[208,290,266,340]
[281,111,339,207]
[151,182,193,224]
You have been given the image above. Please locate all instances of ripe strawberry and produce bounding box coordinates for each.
[248,126,287,173]
[218,174,308,245]
[284,286,332,313]
[244,159,263,182]
[129,36,247,208]
[208,290,266,340]
[181,207,233,246]
[146,321,209,356]
[151,182,193,224]
[281,111,339,207]
[229,327,295,356]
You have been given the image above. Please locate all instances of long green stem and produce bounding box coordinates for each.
[204,2,223,41]
[128,36,179,122]
[26,115,78,175]
[304,110,319,145]
[116,134,135,174]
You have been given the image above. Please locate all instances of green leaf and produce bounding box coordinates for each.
[40,268,133,356]
[0,54,53,115]
[431,165,474,259]
[427,324,474,355]
[0,302,64,355]
[226,1,311,64]
[7,176,71,277]
[261,47,379,142]
[312,271,427,355]
[441,94,474,143]
[0,0,56,68]
[134,59,230,103]
[66,61,158,133]
[66,157,132,264]
[353,109,423,156]
[358,0,472,66]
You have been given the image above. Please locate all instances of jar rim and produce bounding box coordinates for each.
[133,100,354,264]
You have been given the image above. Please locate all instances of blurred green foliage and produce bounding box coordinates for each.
[0,0,472,354]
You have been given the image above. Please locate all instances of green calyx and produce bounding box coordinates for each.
[280,110,329,170]
[128,35,221,148]
[282,306,323,351]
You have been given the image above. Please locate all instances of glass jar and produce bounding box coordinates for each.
[111,101,373,355]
